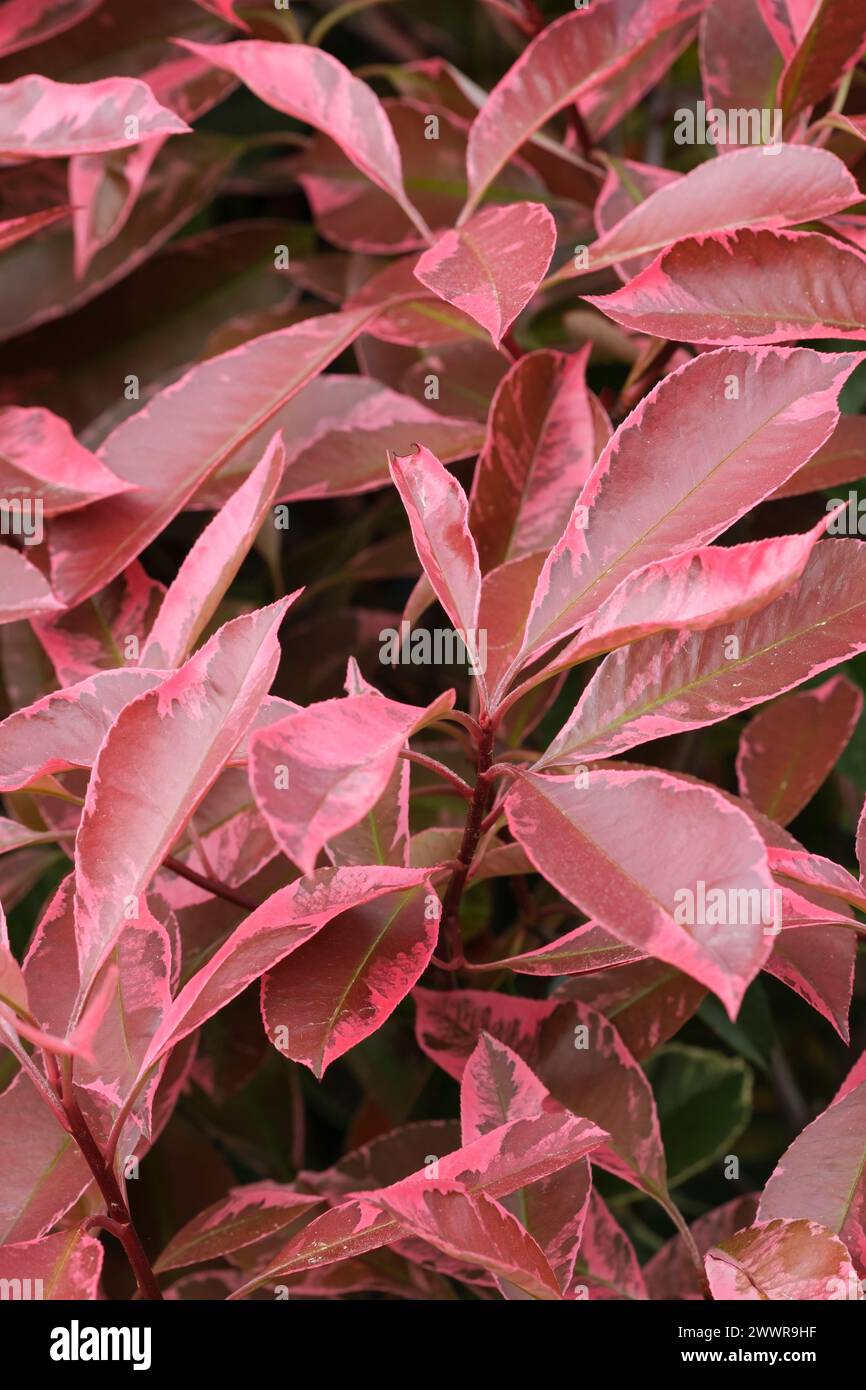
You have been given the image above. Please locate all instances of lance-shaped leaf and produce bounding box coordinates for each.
[700,0,783,153]
[0,0,105,58]
[141,435,287,668]
[373,1185,562,1300]
[0,74,189,157]
[250,688,453,876]
[706,1218,862,1299]
[535,998,667,1197]
[0,546,61,624]
[545,515,833,673]
[47,306,394,607]
[572,1191,648,1300]
[413,203,556,349]
[770,846,866,912]
[142,865,431,1072]
[0,669,167,793]
[466,921,643,979]
[772,414,866,499]
[389,445,484,687]
[505,769,774,1018]
[515,347,857,670]
[586,229,866,344]
[0,1226,103,1300]
[0,405,131,516]
[736,676,862,825]
[462,0,704,216]
[564,146,856,279]
[232,1107,608,1294]
[180,40,428,238]
[71,601,291,1007]
[548,540,866,764]
[0,205,71,252]
[414,987,557,1081]
[561,959,707,1062]
[261,881,438,1078]
[758,1082,866,1273]
[779,0,866,120]
[154,1184,323,1272]
[468,347,597,573]
[193,375,484,510]
[0,1075,89,1242]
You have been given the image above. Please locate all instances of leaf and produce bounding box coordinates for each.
[142,865,432,1072]
[460,1032,549,1142]
[572,1191,648,1300]
[778,0,866,120]
[547,540,866,764]
[535,998,667,1197]
[505,768,774,1018]
[772,414,866,499]
[154,1184,322,1272]
[468,347,598,572]
[389,445,485,687]
[586,229,866,343]
[180,39,429,237]
[466,921,644,978]
[0,73,189,157]
[373,1185,562,1300]
[413,987,557,1081]
[706,1218,862,1299]
[0,1226,103,1299]
[462,0,704,216]
[413,202,556,348]
[0,405,130,515]
[33,564,165,685]
[758,1081,866,1273]
[193,375,484,511]
[250,688,453,876]
[699,0,783,154]
[48,305,392,606]
[0,0,105,59]
[570,146,857,277]
[560,959,707,1061]
[645,1044,752,1186]
[547,515,833,673]
[71,601,292,1004]
[141,435,286,668]
[515,347,857,671]
[232,1107,607,1294]
[0,205,71,252]
[261,882,437,1078]
[736,675,863,825]
[0,1075,89,1242]
[0,545,61,624]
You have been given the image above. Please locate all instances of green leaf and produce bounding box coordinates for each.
[644,1043,752,1186]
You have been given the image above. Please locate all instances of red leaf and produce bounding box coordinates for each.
[706,1218,862,1299]
[572,1191,648,1300]
[778,0,866,120]
[0,1226,103,1300]
[413,202,556,348]
[700,0,783,153]
[0,204,71,251]
[0,545,61,624]
[0,405,131,515]
[737,676,863,825]
[646,1194,758,1299]
[0,0,105,59]
[154,1184,322,1272]
[414,986,557,1081]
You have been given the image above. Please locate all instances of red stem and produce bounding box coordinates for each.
[437,719,497,973]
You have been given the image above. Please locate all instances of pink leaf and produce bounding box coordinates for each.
[154,1184,322,1272]
[0,1226,103,1300]
[250,688,453,876]
[141,435,287,667]
[413,202,556,348]
[646,1194,758,1299]
[47,306,395,607]
[0,1075,90,1242]
[586,229,866,344]
[72,601,292,1004]
[373,1184,563,1300]
[772,414,866,499]
[572,1191,648,1300]
[700,0,784,153]
[779,0,866,120]
[179,40,429,238]
[461,1032,550,1143]
[33,563,165,686]
[0,204,71,252]
[0,405,131,515]
[0,74,189,157]
[468,347,598,572]
[515,347,857,671]
[414,986,557,1081]
[706,1218,863,1299]
[0,0,105,59]
[505,768,774,1018]
[462,0,704,216]
[560,959,708,1062]
[574,146,857,277]
[548,540,866,764]
[465,921,644,978]
[0,545,60,624]
[261,881,438,1078]
[736,676,862,825]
